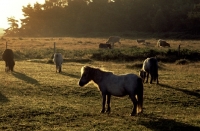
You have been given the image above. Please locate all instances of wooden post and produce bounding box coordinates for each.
[178,44,181,57]
[54,42,56,53]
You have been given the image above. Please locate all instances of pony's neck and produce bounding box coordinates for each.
[91,68,104,85]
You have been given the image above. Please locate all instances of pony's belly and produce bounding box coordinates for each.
[112,93,127,97]
[107,88,127,97]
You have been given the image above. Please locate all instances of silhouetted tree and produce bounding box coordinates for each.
[4,0,200,37]
[4,17,19,36]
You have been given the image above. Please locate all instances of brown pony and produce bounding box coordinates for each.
[79,66,143,116]
[2,49,15,72]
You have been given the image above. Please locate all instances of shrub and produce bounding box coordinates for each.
[46,59,54,64]
[126,62,143,69]
[175,59,190,65]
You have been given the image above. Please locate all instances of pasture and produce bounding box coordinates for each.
[0,37,200,130]
[1,37,200,51]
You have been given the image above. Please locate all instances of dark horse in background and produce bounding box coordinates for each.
[79,66,143,116]
[2,49,15,72]
[139,57,159,84]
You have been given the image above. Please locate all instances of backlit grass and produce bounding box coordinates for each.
[0,37,200,130]
[0,60,199,130]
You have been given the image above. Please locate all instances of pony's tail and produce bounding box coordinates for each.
[150,59,158,82]
[137,78,143,114]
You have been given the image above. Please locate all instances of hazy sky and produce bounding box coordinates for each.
[0,0,45,29]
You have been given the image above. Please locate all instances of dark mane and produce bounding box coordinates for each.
[82,66,113,75]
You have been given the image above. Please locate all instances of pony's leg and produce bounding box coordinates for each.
[59,65,62,73]
[156,76,159,84]
[9,65,13,72]
[129,94,138,116]
[101,93,106,113]
[5,61,8,72]
[146,72,149,83]
[56,65,58,72]
[150,74,153,84]
[106,94,111,113]
[56,65,59,73]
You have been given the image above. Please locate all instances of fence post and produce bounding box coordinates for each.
[178,44,181,57]
[54,42,56,53]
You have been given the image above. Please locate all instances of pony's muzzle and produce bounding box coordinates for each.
[79,81,85,87]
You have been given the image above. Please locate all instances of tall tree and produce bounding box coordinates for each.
[4,17,19,36]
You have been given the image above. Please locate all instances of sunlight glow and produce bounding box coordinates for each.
[0,0,45,29]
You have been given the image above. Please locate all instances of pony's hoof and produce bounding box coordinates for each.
[130,113,137,116]
[105,110,110,114]
[130,114,136,116]
[100,109,105,113]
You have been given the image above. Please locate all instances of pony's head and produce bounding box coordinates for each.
[139,70,146,83]
[79,66,94,87]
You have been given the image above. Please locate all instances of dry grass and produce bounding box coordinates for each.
[1,37,200,51]
[0,60,200,130]
[0,37,200,130]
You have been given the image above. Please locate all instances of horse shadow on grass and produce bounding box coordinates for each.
[12,71,40,85]
[159,83,200,99]
[0,92,9,103]
[138,114,200,131]
[60,72,80,79]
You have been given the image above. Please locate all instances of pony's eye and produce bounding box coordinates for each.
[83,73,87,77]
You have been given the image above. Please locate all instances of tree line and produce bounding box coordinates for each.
[4,0,200,37]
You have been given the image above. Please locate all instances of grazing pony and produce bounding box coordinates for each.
[99,43,112,49]
[136,39,145,44]
[106,36,121,47]
[139,57,159,84]
[2,49,15,72]
[157,39,170,47]
[79,66,143,116]
[53,53,63,73]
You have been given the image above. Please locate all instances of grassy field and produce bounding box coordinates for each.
[0,37,200,130]
[1,37,200,51]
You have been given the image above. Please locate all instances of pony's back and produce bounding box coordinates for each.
[106,36,121,44]
[2,49,15,72]
[2,49,14,61]
[53,53,63,73]
[142,58,150,72]
[53,53,63,66]
[141,57,159,84]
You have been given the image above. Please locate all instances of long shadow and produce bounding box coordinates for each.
[63,58,92,64]
[60,72,80,79]
[12,71,40,85]
[0,92,9,103]
[159,83,200,99]
[138,114,200,131]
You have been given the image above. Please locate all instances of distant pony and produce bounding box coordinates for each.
[2,49,15,72]
[53,53,63,73]
[106,36,121,47]
[79,66,143,116]
[139,57,159,84]
[99,43,112,49]
[136,39,145,44]
[157,39,170,47]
